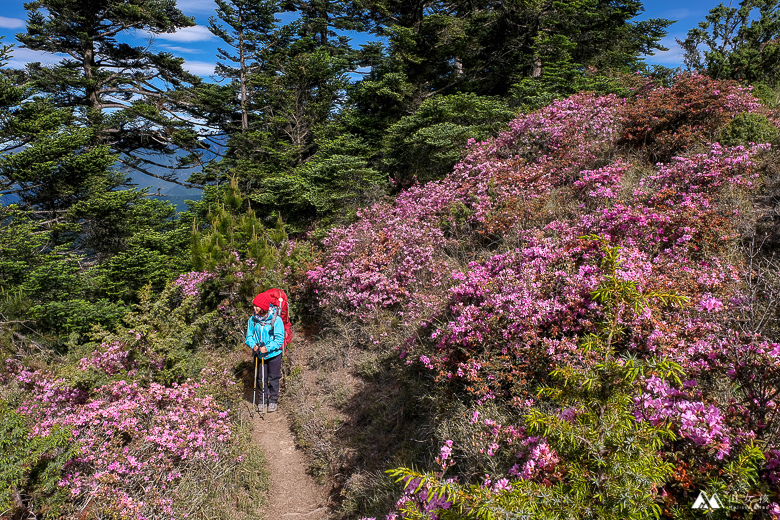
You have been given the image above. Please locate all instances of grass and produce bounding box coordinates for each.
[175,421,270,520]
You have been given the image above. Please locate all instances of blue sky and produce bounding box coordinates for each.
[0,1,727,77]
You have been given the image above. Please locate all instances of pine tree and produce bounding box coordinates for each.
[16,0,203,185]
[193,0,374,230]
[350,0,671,132]
[680,0,780,88]
[0,41,189,339]
[381,92,514,185]
[207,0,280,140]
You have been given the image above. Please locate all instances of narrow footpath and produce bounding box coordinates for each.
[243,370,330,520]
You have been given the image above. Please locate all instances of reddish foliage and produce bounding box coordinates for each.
[620,73,763,162]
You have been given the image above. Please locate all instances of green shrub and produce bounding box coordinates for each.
[751,83,780,109]
[0,402,75,519]
[717,112,780,147]
[382,93,514,186]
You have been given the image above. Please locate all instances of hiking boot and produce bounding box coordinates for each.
[267,402,277,413]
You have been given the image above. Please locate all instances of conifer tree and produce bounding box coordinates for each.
[350,0,671,136]
[207,0,279,139]
[680,0,780,87]
[17,0,203,185]
[193,0,376,230]
[0,40,189,338]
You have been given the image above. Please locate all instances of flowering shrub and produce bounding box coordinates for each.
[404,142,768,408]
[620,73,763,162]
[172,270,215,298]
[307,210,450,323]
[306,76,780,518]
[636,376,735,459]
[7,356,238,520]
[307,92,627,329]
[0,263,267,520]
[439,406,559,484]
[409,238,601,400]
[716,338,780,443]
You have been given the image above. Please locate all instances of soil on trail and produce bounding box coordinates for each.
[242,362,330,520]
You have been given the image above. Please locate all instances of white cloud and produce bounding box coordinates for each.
[3,46,64,68]
[645,47,686,67]
[137,25,215,43]
[644,49,685,67]
[161,45,203,54]
[662,9,693,21]
[0,41,215,76]
[0,16,25,29]
[182,59,215,76]
[642,33,688,68]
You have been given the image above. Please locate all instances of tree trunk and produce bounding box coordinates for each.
[11,485,27,520]
[83,38,102,138]
[532,57,542,77]
[83,43,98,109]
[239,6,249,133]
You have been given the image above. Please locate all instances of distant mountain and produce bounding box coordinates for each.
[125,147,224,212]
[151,194,200,214]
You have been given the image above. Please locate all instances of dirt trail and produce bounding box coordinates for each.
[245,378,330,520]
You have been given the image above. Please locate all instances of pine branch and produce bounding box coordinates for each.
[116,157,200,188]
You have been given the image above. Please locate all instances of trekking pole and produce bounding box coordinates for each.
[252,355,258,416]
[261,355,266,418]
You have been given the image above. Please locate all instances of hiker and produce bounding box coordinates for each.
[246,292,285,412]
[258,288,293,353]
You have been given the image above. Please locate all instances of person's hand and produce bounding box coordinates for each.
[253,345,259,353]
[260,345,267,354]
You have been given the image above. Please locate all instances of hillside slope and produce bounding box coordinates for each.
[295,73,780,519]
[4,73,780,520]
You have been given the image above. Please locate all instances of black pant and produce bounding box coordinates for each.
[256,353,282,403]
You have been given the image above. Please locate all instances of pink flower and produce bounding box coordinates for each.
[699,296,723,313]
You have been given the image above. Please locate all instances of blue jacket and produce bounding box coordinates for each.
[245,312,284,360]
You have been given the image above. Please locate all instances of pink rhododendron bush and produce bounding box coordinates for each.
[2,343,244,520]
[0,278,267,520]
[307,75,780,518]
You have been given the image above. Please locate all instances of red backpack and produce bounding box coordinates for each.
[258,288,293,352]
